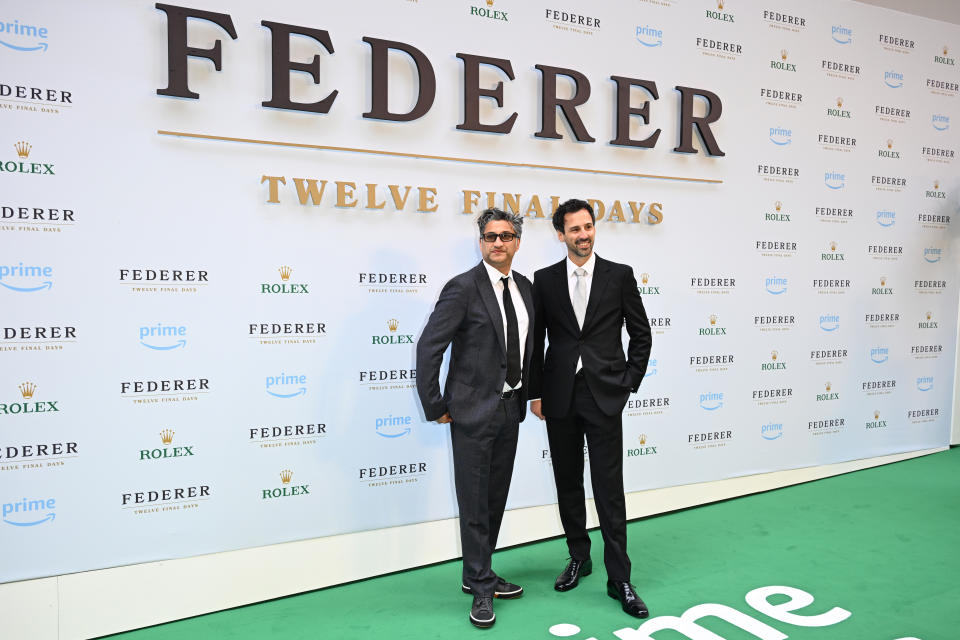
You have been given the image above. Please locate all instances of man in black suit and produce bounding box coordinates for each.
[416,208,534,629]
[529,198,652,618]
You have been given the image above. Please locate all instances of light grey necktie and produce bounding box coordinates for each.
[573,268,587,328]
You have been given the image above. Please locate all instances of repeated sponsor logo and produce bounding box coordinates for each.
[764,200,789,223]
[869,346,889,364]
[375,413,415,438]
[883,70,904,88]
[824,171,845,190]
[0,382,59,416]
[864,311,898,329]
[120,378,209,404]
[876,210,895,227]
[816,205,853,224]
[689,353,734,373]
[261,469,310,500]
[761,422,783,440]
[818,314,841,332]
[934,45,954,66]
[764,275,787,295]
[705,0,735,23]
[688,428,733,449]
[358,461,428,487]
[871,174,906,192]
[637,273,660,296]
[878,33,914,53]
[927,77,959,97]
[544,9,599,36]
[754,314,795,333]
[771,49,796,72]
[690,276,735,295]
[917,210,950,229]
[698,391,724,411]
[923,247,943,263]
[756,239,796,258]
[265,372,307,399]
[625,395,670,418]
[908,407,939,424]
[0,140,53,176]
[648,317,672,336]
[875,103,910,124]
[359,271,429,295]
[0,262,52,292]
[870,275,894,295]
[831,25,852,44]
[821,241,845,262]
[758,163,798,183]
[861,378,895,396]
[914,279,946,295]
[810,346,847,365]
[0,441,77,472]
[696,37,743,61]
[635,25,662,47]
[821,58,859,80]
[752,386,792,406]
[249,321,326,346]
[139,429,194,462]
[139,323,186,351]
[925,179,946,200]
[469,0,508,22]
[813,278,849,295]
[625,433,659,458]
[932,114,950,131]
[0,325,75,353]
[920,143,954,164]
[760,349,786,372]
[916,376,934,392]
[0,19,48,53]
[540,445,588,464]
[119,268,208,294]
[359,368,417,391]
[2,497,56,527]
[911,344,943,360]
[763,10,805,32]
[808,416,845,435]
[769,126,791,146]
[827,96,851,119]
[878,138,899,160]
[249,420,327,449]
[819,132,855,153]
[918,311,938,330]
[865,410,887,430]
[645,359,657,378]
[868,245,902,262]
[1,204,75,234]
[372,318,414,346]
[121,485,211,515]
[761,88,802,109]
[698,314,726,337]
[262,266,308,295]
[817,381,839,403]
[0,83,72,116]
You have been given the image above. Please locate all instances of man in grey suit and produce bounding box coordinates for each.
[416,208,534,629]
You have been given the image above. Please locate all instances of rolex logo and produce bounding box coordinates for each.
[280,469,293,484]
[774,201,782,212]
[709,314,718,325]
[14,141,31,158]
[926,311,932,320]
[387,318,399,332]
[278,266,292,281]
[771,350,778,361]
[641,273,649,285]
[934,180,940,189]
[18,382,36,399]
[836,97,843,108]
[717,0,724,9]
[781,49,788,61]
[825,381,832,392]
[639,434,647,445]
[887,139,893,149]
[830,241,838,251]
[874,410,880,420]
[160,429,175,445]
[880,276,887,286]
[486,0,494,5]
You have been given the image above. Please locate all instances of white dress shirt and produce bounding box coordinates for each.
[567,253,596,372]
[483,261,529,391]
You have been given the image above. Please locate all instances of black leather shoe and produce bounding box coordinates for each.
[469,594,495,628]
[462,578,524,599]
[554,558,592,592]
[607,580,649,618]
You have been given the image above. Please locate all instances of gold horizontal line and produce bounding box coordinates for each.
[157,130,723,184]
[0,98,72,108]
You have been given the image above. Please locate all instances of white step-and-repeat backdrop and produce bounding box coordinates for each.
[2,0,958,583]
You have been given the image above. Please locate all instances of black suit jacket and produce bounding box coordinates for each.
[530,255,651,418]
[416,262,535,428]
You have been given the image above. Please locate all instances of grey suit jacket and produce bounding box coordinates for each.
[416,262,535,428]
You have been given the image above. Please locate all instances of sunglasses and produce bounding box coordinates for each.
[480,232,518,243]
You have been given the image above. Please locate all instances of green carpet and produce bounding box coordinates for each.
[110,448,958,640]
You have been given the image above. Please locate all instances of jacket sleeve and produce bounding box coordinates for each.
[528,274,546,400]
[621,267,652,392]
[415,277,468,421]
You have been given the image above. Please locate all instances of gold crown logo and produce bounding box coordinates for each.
[717,0,724,10]
[709,314,717,325]
[160,429,175,444]
[825,381,832,392]
[774,201,782,212]
[14,141,31,158]
[639,434,647,445]
[934,180,940,189]
[836,97,843,108]
[641,273,649,284]
[278,266,292,281]
[887,139,893,149]
[771,350,778,361]
[280,469,293,484]
[486,0,494,6]
[874,410,880,420]
[387,318,399,332]
[926,311,932,320]
[880,276,887,286]
[18,382,36,399]
[944,45,949,56]
[830,241,837,251]
[781,49,788,61]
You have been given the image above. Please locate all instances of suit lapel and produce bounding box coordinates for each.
[475,263,506,354]
[581,255,610,333]
[552,260,580,331]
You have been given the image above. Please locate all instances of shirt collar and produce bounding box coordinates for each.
[566,252,596,277]
[483,260,512,287]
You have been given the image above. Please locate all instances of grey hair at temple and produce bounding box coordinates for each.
[476,207,523,237]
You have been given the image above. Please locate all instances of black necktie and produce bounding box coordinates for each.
[501,276,521,388]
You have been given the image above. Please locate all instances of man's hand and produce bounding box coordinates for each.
[530,400,544,420]
[436,413,452,424]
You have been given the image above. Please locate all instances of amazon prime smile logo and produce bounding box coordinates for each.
[266,373,307,398]
[932,114,949,131]
[917,376,933,392]
[824,171,846,189]
[761,422,783,440]
[699,392,724,411]
[0,262,52,292]
[769,126,792,145]
[765,276,787,295]
[870,347,889,364]
[820,314,840,332]
[884,70,904,88]
[0,18,49,53]
[831,25,852,44]
[376,414,413,438]
[635,25,663,47]
[139,323,187,350]
[876,210,895,227]
[3,497,56,527]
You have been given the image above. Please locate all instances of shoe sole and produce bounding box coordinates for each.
[462,584,523,599]
[469,612,496,628]
[554,567,592,592]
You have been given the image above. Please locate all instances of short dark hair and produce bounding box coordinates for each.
[477,207,523,237]
[552,198,594,232]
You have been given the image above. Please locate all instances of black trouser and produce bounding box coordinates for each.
[546,373,630,582]
[450,395,521,596]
